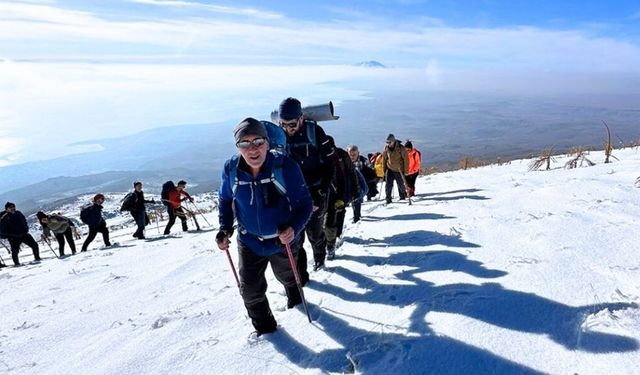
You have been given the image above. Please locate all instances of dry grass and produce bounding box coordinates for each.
[528,147,556,171]
[457,156,483,170]
[603,121,619,163]
[565,146,595,169]
[421,166,440,175]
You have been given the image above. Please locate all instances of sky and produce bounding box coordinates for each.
[1,0,640,166]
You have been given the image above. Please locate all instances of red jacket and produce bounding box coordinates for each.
[167,190,192,209]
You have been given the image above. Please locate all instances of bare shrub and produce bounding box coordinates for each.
[421,166,439,175]
[458,156,482,170]
[528,147,556,171]
[603,121,619,163]
[565,146,595,169]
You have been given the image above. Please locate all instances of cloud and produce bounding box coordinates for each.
[127,0,283,20]
[1,2,639,72]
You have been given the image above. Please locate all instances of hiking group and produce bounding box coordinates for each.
[0,97,422,337]
[215,97,422,335]
[0,178,204,266]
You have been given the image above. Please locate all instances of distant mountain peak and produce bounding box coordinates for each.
[355,60,386,68]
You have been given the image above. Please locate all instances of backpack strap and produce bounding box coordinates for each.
[230,152,287,199]
[306,121,317,147]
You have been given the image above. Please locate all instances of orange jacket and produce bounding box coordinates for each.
[407,148,422,175]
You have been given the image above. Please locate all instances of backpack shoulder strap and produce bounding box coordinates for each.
[270,151,287,196]
[229,155,246,198]
[306,120,317,147]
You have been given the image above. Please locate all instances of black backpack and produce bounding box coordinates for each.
[80,204,92,224]
[120,192,136,212]
[161,181,175,206]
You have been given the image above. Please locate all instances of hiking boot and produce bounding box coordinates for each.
[253,316,277,336]
[326,245,335,260]
[313,260,325,271]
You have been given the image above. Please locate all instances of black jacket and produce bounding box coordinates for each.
[131,190,154,211]
[0,210,29,238]
[285,120,335,206]
[83,203,104,228]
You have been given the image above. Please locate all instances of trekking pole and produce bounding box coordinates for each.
[0,252,5,266]
[183,207,201,231]
[223,248,241,289]
[189,201,211,227]
[154,209,161,234]
[400,173,412,206]
[42,236,59,258]
[0,239,10,255]
[284,242,312,323]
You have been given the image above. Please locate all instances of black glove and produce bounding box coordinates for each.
[216,229,232,244]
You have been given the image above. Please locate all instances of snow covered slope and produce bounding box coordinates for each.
[1,148,639,374]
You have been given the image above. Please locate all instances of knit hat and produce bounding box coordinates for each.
[133,181,142,187]
[386,134,396,142]
[405,140,413,149]
[278,97,302,121]
[36,211,47,220]
[93,194,105,202]
[4,202,15,209]
[233,117,268,143]
[177,180,187,186]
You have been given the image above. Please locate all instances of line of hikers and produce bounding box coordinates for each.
[0,179,205,266]
[0,96,423,336]
[215,97,422,335]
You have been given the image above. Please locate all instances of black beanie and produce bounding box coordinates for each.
[386,134,396,142]
[4,202,15,210]
[233,117,268,143]
[177,180,187,186]
[36,211,47,220]
[133,181,142,187]
[278,97,302,121]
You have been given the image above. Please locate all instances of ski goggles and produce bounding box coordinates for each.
[236,137,268,149]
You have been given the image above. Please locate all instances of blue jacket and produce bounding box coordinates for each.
[218,152,313,256]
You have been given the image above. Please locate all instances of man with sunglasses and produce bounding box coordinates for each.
[278,97,336,274]
[216,118,313,336]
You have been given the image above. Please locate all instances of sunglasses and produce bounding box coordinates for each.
[236,137,267,149]
[280,118,300,129]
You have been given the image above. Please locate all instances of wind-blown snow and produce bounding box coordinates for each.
[1,148,639,374]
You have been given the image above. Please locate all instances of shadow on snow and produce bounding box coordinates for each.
[265,229,638,373]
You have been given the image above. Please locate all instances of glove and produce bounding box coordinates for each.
[334,199,345,209]
[216,229,233,244]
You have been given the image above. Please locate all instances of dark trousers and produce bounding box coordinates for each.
[130,209,146,238]
[366,179,379,200]
[405,172,419,196]
[164,206,188,234]
[296,198,327,270]
[385,170,407,203]
[238,240,299,332]
[55,228,76,255]
[82,221,110,251]
[325,194,346,248]
[352,199,362,223]
[9,234,40,265]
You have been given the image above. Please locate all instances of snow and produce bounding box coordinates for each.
[1,148,640,374]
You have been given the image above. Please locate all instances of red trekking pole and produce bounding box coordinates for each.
[284,242,312,323]
[224,248,240,289]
